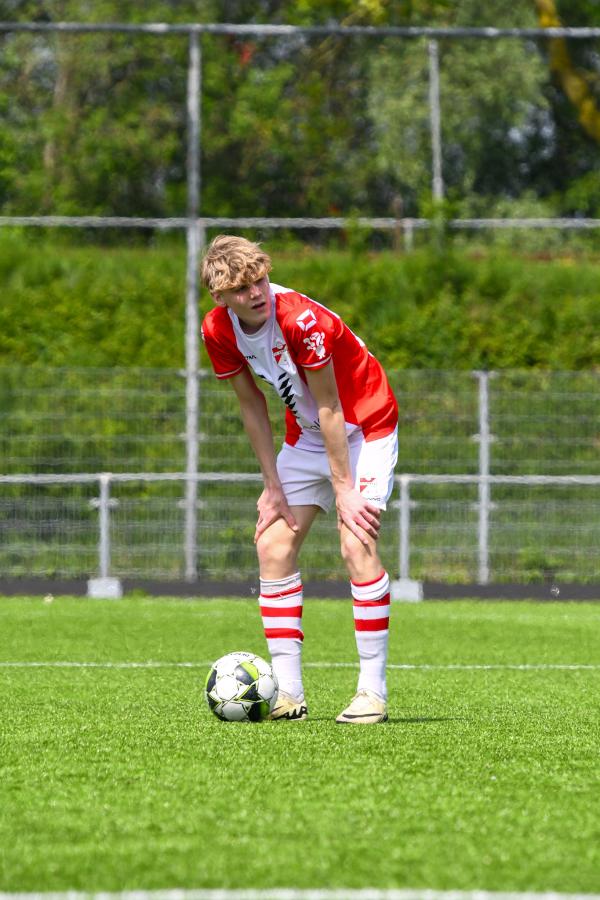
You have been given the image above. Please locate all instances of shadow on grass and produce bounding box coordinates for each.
[390,715,461,724]
[296,715,462,724]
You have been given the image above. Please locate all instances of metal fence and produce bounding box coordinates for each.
[2,367,600,585]
[3,20,600,582]
[2,470,600,587]
[4,367,600,477]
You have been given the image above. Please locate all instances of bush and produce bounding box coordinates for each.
[2,231,600,370]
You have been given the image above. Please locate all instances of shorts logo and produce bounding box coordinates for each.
[296,309,317,331]
[359,477,376,493]
[303,331,326,359]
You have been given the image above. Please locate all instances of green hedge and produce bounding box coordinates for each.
[2,230,600,369]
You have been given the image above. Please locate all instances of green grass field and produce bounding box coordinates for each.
[1,596,599,895]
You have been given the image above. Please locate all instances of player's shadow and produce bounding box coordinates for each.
[307,714,460,724]
[389,715,460,724]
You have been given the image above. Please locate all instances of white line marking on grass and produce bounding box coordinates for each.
[2,888,600,900]
[0,661,210,668]
[391,663,600,671]
[0,662,599,670]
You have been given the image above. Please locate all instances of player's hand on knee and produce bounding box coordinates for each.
[255,487,299,543]
[336,489,381,545]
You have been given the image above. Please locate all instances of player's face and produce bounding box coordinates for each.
[215,275,271,333]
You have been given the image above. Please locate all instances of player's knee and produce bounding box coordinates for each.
[339,530,380,581]
[339,529,364,568]
[256,528,296,571]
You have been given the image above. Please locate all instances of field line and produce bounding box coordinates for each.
[2,888,600,900]
[0,661,599,670]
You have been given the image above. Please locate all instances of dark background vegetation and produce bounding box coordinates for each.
[1,0,599,373]
[2,0,600,224]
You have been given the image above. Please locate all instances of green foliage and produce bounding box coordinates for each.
[562,170,600,217]
[272,243,600,370]
[368,1,550,214]
[1,0,599,221]
[0,231,186,366]
[2,231,600,370]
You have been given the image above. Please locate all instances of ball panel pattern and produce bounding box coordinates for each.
[205,651,279,723]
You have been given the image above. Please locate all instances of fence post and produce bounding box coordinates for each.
[399,475,411,580]
[87,473,122,599]
[428,39,444,202]
[473,371,493,583]
[98,473,112,578]
[392,475,423,602]
[184,30,201,582]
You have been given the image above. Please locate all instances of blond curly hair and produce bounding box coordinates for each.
[201,235,272,294]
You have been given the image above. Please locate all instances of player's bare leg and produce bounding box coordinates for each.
[338,524,382,584]
[255,504,318,579]
[337,525,390,723]
[256,505,319,719]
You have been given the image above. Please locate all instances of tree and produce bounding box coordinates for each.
[1,0,599,222]
[534,0,600,143]
[0,0,217,216]
[368,0,552,215]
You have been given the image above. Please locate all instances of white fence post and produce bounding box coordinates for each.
[428,39,444,203]
[88,473,122,599]
[473,371,494,584]
[98,473,112,578]
[184,30,201,582]
[399,474,411,580]
[392,475,423,602]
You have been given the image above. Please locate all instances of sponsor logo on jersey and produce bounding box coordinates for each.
[296,309,317,331]
[303,331,327,359]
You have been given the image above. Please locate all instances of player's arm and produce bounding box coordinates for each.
[229,368,299,541]
[303,362,380,545]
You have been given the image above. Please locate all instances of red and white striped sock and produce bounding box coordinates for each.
[259,572,304,699]
[352,570,391,701]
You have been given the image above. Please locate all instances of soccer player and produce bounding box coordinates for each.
[200,235,398,724]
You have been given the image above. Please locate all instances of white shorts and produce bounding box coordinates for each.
[276,428,398,513]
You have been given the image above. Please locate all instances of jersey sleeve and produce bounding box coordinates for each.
[201,309,246,380]
[278,293,343,371]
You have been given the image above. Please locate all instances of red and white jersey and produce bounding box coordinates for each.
[201,283,398,449]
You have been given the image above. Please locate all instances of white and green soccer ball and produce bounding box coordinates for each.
[205,651,279,722]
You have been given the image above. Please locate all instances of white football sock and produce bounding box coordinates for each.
[259,572,304,699]
[351,570,391,701]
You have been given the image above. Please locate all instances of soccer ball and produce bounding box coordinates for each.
[205,651,279,722]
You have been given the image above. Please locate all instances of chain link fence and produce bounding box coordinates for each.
[1,367,600,585]
[0,367,185,474]
[3,367,599,476]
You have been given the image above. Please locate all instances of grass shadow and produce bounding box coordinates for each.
[390,715,462,724]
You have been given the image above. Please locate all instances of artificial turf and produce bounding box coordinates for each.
[0,596,599,893]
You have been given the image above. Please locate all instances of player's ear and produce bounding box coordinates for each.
[212,292,226,308]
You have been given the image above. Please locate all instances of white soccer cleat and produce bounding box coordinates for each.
[267,690,308,721]
[336,689,388,724]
